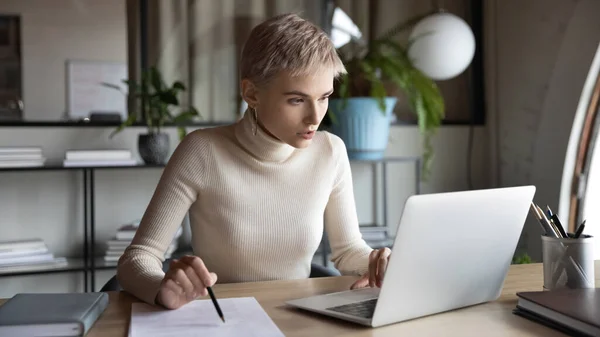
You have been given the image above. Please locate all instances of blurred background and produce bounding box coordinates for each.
[0,0,599,298]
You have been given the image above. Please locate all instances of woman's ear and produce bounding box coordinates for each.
[241,79,259,108]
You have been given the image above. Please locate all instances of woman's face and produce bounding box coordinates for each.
[242,68,334,148]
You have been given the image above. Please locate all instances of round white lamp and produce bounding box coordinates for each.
[408,12,475,81]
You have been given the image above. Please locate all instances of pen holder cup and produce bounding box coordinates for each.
[542,234,595,291]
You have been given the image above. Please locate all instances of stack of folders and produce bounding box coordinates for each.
[0,239,68,274]
[103,221,181,263]
[62,149,137,167]
[0,147,45,168]
[529,202,586,239]
[513,288,600,337]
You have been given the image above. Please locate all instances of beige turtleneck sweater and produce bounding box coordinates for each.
[116,111,374,305]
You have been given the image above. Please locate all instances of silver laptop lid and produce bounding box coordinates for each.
[372,186,536,327]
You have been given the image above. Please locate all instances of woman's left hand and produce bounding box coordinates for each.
[350,247,392,290]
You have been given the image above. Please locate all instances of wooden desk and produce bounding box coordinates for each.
[1,261,598,336]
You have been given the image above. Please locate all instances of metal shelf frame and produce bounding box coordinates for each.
[0,163,164,291]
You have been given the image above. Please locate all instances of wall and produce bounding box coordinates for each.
[0,0,127,121]
[485,0,600,260]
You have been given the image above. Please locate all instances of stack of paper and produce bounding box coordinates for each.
[129,297,284,337]
[0,239,68,274]
[0,147,45,168]
[62,149,137,167]
[103,221,181,263]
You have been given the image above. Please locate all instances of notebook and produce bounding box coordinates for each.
[513,288,600,337]
[0,292,109,336]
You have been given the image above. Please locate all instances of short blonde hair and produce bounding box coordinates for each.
[240,13,346,87]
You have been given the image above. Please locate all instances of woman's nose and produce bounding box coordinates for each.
[305,105,320,125]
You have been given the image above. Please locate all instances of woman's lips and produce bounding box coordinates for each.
[298,131,315,140]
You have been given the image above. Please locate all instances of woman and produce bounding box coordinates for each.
[117,13,392,310]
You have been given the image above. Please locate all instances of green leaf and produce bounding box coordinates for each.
[158,91,178,105]
[338,73,350,99]
[122,79,140,94]
[358,60,387,114]
[140,69,150,94]
[512,253,533,264]
[405,31,434,52]
[177,126,187,141]
[377,57,409,91]
[173,81,186,91]
[330,73,350,123]
[173,107,199,123]
[109,113,137,138]
[375,13,431,43]
[100,82,123,92]
[149,67,164,93]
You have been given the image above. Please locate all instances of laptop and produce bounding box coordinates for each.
[286,185,536,328]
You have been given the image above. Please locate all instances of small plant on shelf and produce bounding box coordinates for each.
[102,67,200,165]
[512,253,533,264]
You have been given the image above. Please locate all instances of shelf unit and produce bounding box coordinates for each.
[0,156,421,291]
[0,120,230,128]
[0,163,164,292]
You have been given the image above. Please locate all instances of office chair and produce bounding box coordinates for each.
[100,260,340,292]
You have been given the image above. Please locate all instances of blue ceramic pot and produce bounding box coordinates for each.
[328,97,396,160]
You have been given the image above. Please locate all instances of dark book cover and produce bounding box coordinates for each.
[514,288,600,337]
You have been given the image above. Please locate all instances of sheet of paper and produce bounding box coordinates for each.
[129,297,285,337]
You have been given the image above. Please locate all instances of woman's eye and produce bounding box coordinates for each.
[289,98,303,105]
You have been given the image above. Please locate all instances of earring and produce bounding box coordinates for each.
[249,106,258,136]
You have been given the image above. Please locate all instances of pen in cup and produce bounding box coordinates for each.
[574,220,586,238]
[548,210,568,238]
[530,203,551,235]
[530,203,592,286]
[531,203,558,237]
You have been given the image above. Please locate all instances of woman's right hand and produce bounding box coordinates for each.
[155,255,218,309]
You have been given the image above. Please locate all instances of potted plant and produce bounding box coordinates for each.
[512,252,533,264]
[102,67,200,165]
[326,16,445,180]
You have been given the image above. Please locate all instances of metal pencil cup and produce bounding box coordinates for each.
[542,234,595,291]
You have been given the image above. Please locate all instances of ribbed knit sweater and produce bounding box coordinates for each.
[116,111,373,305]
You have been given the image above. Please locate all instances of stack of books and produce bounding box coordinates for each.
[514,288,600,336]
[103,220,182,263]
[62,149,137,167]
[0,147,45,168]
[0,239,68,274]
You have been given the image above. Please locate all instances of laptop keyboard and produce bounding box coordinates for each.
[326,298,378,319]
